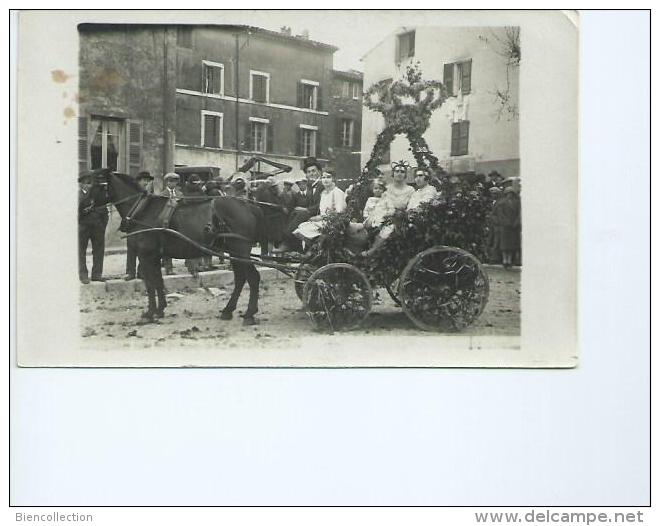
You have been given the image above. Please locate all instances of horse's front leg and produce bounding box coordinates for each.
[243,263,260,326]
[220,260,246,320]
[139,254,158,322]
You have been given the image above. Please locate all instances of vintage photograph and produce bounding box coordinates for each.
[76,20,521,348]
[17,10,577,367]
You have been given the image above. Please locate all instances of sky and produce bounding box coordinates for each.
[189,10,464,71]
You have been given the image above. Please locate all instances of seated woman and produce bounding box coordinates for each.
[292,172,346,242]
[407,167,439,210]
[361,166,437,257]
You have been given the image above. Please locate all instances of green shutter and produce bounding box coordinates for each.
[353,119,361,150]
[244,121,253,151]
[443,63,454,97]
[316,85,322,111]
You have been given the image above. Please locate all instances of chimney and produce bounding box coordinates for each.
[280,26,291,36]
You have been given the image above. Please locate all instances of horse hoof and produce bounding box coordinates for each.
[141,311,155,321]
[242,316,258,326]
[219,311,233,321]
[155,310,165,319]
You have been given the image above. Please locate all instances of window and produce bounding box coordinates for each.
[341,80,350,98]
[352,82,361,100]
[339,119,354,147]
[201,111,223,148]
[298,125,317,157]
[202,61,224,95]
[250,71,270,103]
[443,60,472,96]
[397,31,415,63]
[90,117,124,172]
[301,81,318,110]
[250,118,268,153]
[451,120,470,156]
[298,80,321,110]
[177,27,192,48]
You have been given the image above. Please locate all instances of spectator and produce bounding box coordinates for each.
[160,172,183,275]
[78,171,109,284]
[124,171,154,281]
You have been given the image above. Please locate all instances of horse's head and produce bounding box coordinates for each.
[102,170,144,204]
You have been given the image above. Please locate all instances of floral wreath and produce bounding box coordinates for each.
[391,160,411,172]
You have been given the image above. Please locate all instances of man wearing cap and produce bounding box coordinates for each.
[78,170,109,284]
[124,171,154,280]
[160,172,184,275]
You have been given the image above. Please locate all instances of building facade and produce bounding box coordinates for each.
[360,26,520,178]
[174,25,338,178]
[78,24,177,180]
[327,69,363,182]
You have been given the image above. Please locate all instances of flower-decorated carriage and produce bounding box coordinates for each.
[293,188,492,333]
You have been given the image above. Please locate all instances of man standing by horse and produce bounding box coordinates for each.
[124,171,154,280]
[160,172,184,275]
[78,170,109,284]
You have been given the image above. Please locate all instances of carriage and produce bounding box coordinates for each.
[100,168,490,332]
[291,231,490,334]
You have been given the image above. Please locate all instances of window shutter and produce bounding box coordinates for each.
[335,118,343,147]
[461,59,472,94]
[295,127,303,156]
[352,119,361,149]
[459,120,470,155]
[316,85,322,111]
[407,32,415,58]
[126,119,143,175]
[213,68,222,94]
[244,122,253,151]
[203,115,213,147]
[443,63,454,97]
[266,123,274,153]
[315,129,322,157]
[395,35,401,63]
[78,115,89,173]
[297,81,303,108]
[450,122,460,156]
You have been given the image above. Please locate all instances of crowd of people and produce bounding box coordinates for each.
[77,158,522,284]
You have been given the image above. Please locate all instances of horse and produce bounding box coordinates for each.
[101,170,264,325]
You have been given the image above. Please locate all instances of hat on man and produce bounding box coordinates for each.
[302,157,322,172]
[78,170,94,183]
[163,172,180,182]
[136,171,154,181]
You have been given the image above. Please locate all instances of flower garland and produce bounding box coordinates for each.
[347,63,448,220]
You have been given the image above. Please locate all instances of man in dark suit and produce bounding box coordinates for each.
[124,171,154,280]
[78,171,109,284]
[278,157,324,252]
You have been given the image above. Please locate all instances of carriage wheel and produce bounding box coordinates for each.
[302,263,372,333]
[398,246,489,332]
[294,263,317,302]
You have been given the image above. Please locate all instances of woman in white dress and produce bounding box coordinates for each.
[407,167,439,210]
[293,172,346,242]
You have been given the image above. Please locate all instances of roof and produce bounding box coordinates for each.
[332,69,364,81]
[79,23,338,53]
